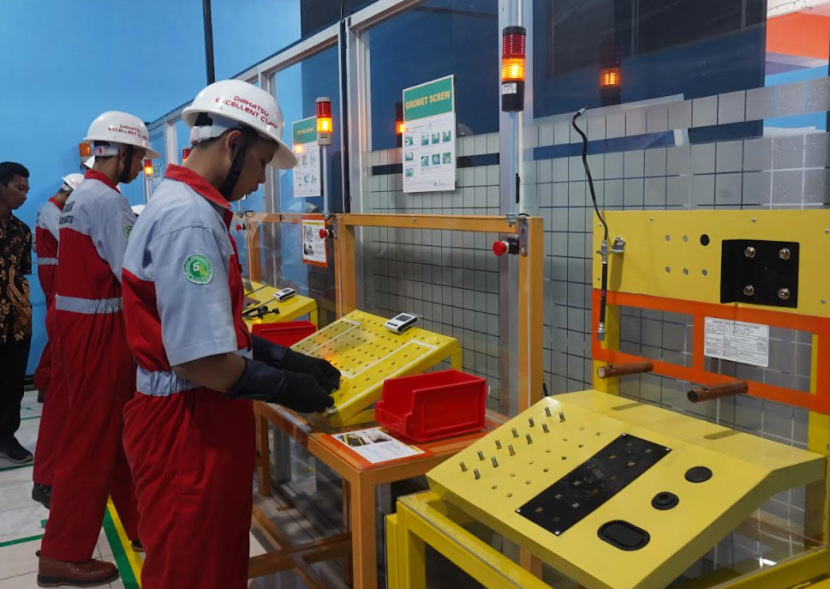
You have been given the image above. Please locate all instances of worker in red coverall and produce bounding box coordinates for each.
[121,79,340,589]
[31,172,83,510]
[37,111,159,588]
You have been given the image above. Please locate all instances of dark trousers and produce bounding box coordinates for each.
[0,337,31,443]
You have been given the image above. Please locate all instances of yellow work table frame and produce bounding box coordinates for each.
[386,210,830,589]
[241,213,545,589]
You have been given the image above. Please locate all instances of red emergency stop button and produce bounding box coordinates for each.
[320,228,330,239]
[236,223,243,231]
[493,240,509,257]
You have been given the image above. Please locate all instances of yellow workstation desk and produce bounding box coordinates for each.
[242,281,319,327]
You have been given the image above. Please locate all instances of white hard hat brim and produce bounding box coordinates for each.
[82,138,160,160]
[272,138,297,170]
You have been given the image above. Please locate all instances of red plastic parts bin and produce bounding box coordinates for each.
[252,321,317,348]
[375,370,487,443]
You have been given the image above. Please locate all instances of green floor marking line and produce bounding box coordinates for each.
[0,533,43,548]
[20,415,41,421]
[41,519,48,529]
[0,463,33,472]
[102,507,139,589]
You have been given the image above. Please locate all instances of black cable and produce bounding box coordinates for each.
[571,108,608,242]
[572,107,610,341]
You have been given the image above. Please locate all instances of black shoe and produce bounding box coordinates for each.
[32,483,52,509]
[131,540,144,553]
[0,438,33,464]
[37,390,45,403]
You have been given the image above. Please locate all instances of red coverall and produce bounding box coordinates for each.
[40,169,140,562]
[122,165,254,589]
[32,197,62,392]
[32,198,65,487]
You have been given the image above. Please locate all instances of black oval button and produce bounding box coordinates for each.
[598,520,650,551]
[685,466,713,483]
[652,492,679,510]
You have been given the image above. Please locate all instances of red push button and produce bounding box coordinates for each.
[492,240,509,257]
[319,228,330,239]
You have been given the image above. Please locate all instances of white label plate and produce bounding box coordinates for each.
[704,317,770,368]
[501,82,518,95]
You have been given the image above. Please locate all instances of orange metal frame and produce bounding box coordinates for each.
[592,290,830,414]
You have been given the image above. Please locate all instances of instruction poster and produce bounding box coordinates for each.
[704,317,770,368]
[402,75,456,194]
[331,428,424,464]
[292,117,321,198]
[301,218,327,267]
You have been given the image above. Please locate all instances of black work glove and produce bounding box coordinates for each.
[251,334,289,367]
[282,349,341,393]
[280,372,336,413]
[228,358,334,414]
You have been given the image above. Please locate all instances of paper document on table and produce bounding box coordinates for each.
[331,428,424,464]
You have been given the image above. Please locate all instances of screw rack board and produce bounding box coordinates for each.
[291,310,461,428]
[243,281,318,326]
[426,390,824,589]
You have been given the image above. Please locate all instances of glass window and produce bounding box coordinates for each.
[366,0,499,151]
[534,0,767,118]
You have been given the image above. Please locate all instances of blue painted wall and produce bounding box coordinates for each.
[0,0,300,373]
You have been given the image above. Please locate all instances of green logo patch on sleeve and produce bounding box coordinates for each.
[183,254,213,284]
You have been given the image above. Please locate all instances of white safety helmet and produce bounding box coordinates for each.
[84,111,160,159]
[61,173,84,192]
[182,80,296,170]
[131,204,145,216]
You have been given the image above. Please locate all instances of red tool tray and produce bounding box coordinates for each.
[252,321,317,348]
[376,370,487,442]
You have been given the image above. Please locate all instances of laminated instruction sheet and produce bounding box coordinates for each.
[292,116,321,198]
[331,427,425,464]
[402,75,456,193]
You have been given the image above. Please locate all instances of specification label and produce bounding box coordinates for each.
[704,318,769,367]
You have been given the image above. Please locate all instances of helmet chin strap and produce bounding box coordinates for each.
[219,128,252,201]
[119,145,134,185]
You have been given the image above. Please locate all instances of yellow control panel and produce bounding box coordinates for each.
[291,310,461,428]
[427,390,825,589]
[242,281,318,327]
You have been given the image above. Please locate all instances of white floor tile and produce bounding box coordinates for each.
[0,505,47,544]
[0,538,40,580]
[0,466,34,491]
[0,483,41,516]
[0,572,40,589]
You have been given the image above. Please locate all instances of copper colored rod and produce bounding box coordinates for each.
[597,361,654,379]
[687,381,748,403]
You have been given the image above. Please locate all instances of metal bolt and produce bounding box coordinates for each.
[743,285,755,297]
[779,248,791,260]
[477,451,485,461]
[542,423,550,433]
[491,457,499,468]
[822,299,827,305]
[545,407,552,417]
[559,411,566,422]
[528,417,535,427]
[526,433,533,445]
[778,288,791,301]
[508,445,515,456]
[752,218,757,223]
[512,428,519,438]
[744,246,756,259]
[825,229,829,235]
[474,469,481,480]
[460,462,467,472]
[495,440,502,450]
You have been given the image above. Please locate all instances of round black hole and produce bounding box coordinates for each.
[700,234,710,246]
[652,492,679,511]
[685,466,713,483]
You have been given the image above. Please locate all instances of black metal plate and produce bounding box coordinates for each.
[720,239,799,308]
[516,434,671,536]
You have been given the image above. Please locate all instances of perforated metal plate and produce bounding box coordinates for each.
[517,434,670,536]
[242,282,318,325]
[291,311,460,427]
[427,390,825,589]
